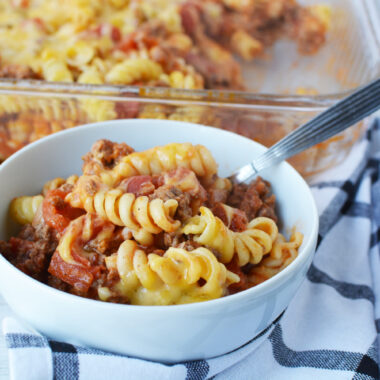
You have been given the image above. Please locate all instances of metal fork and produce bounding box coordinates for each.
[229,78,380,184]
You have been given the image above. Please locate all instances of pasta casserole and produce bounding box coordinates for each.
[0,0,331,166]
[0,0,329,90]
[0,140,303,305]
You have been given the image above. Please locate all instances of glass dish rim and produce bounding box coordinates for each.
[0,78,367,112]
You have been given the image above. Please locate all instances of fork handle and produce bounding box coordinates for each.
[252,78,380,173]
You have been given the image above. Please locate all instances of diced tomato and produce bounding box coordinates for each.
[42,189,85,233]
[12,0,29,8]
[126,175,153,193]
[88,24,121,43]
[118,35,138,53]
[48,251,102,293]
[118,175,158,196]
[118,32,158,53]
[142,35,159,49]
[92,25,103,37]
[152,175,165,188]
[32,17,46,30]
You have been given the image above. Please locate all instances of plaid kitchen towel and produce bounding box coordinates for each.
[2,119,380,380]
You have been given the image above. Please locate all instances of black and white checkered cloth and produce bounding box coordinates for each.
[2,119,380,380]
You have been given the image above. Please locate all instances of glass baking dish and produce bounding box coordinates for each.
[0,0,379,178]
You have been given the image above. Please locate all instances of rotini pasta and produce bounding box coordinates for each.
[102,240,239,305]
[0,0,329,162]
[81,189,180,233]
[230,30,263,61]
[0,96,82,121]
[42,59,73,83]
[168,71,203,90]
[93,143,218,187]
[57,213,115,265]
[249,230,304,285]
[3,139,303,306]
[0,0,328,90]
[106,58,163,85]
[80,98,117,122]
[182,207,278,265]
[10,195,44,225]
[122,227,155,247]
[42,175,78,196]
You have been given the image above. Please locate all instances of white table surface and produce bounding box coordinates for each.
[0,293,12,380]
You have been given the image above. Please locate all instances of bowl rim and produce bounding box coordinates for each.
[0,119,319,311]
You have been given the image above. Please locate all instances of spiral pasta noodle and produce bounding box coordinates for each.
[42,59,73,82]
[42,175,79,196]
[0,96,82,121]
[230,30,263,60]
[234,217,279,266]
[105,58,163,85]
[9,195,44,225]
[94,143,217,187]
[80,98,117,122]
[168,71,202,90]
[249,230,304,285]
[182,207,278,266]
[82,189,180,234]
[64,178,156,246]
[101,240,239,305]
[57,213,115,264]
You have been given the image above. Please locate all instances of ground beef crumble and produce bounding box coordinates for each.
[151,185,194,221]
[207,186,229,206]
[211,203,248,232]
[82,139,135,175]
[3,222,58,282]
[227,176,278,223]
[176,240,202,251]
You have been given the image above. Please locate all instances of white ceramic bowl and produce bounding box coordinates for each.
[0,119,318,362]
